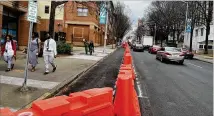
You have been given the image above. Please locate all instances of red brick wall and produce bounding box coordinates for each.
[38,19,64,32]
[64,1,98,25]
[18,13,29,46]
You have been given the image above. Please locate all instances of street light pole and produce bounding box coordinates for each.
[103,1,108,54]
[154,23,156,45]
[183,1,188,48]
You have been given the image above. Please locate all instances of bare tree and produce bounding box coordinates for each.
[135,19,145,43]
[110,2,132,45]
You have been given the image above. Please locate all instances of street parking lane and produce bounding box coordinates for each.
[131,51,213,116]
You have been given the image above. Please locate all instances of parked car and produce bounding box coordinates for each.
[156,47,185,64]
[133,44,144,52]
[176,48,194,59]
[130,41,136,49]
[148,45,161,54]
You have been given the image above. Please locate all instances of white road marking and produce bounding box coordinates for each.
[187,63,203,68]
[137,84,143,97]
[0,75,59,89]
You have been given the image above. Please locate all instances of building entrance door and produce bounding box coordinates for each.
[2,7,19,43]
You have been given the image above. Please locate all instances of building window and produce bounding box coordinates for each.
[77,7,88,16]
[45,6,49,14]
[195,29,198,36]
[201,28,204,36]
[199,45,203,48]
[208,45,213,49]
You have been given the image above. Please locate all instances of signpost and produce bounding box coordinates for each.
[186,19,191,33]
[21,1,37,91]
[99,2,108,53]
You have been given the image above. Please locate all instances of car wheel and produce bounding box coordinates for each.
[160,56,164,62]
[156,56,158,60]
[189,56,194,59]
[179,60,184,65]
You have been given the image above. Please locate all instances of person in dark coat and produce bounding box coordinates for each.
[83,39,89,54]
[88,40,94,55]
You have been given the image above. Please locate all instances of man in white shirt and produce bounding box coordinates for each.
[43,33,57,75]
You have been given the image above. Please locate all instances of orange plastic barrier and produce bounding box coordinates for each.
[0,108,15,116]
[63,87,114,116]
[14,108,41,116]
[123,53,132,64]
[1,88,114,116]
[120,65,135,80]
[114,74,140,116]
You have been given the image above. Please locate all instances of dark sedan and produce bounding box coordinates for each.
[133,44,144,52]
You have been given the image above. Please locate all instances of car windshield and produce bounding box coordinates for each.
[176,48,182,52]
[136,44,143,46]
[182,48,188,51]
[165,47,179,52]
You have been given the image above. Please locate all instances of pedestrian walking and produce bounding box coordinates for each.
[43,33,57,75]
[1,35,16,72]
[83,39,89,55]
[88,40,94,55]
[29,32,40,72]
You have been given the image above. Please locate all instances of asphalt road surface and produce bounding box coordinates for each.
[132,51,213,116]
[59,48,124,95]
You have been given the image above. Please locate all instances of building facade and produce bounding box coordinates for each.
[0,1,113,49]
[0,1,30,49]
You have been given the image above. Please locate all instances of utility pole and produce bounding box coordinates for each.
[154,23,156,45]
[182,1,188,48]
[103,1,109,54]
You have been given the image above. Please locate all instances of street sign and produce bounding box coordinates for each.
[186,25,191,32]
[99,3,106,24]
[186,19,191,33]
[27,1,37,23]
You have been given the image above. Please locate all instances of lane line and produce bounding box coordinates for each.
[137,84,143,97]
[0,75,59,89]
[186,62,203,68]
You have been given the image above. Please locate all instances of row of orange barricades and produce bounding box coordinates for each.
[114,42,141,116]
[1,88,114,116]
[0,43,141,116]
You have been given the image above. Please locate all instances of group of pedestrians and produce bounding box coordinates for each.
[83,39,94,55]
[1,32,57,75]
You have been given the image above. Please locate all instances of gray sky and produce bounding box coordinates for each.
[122,1,152,39]
[123,1,152,28]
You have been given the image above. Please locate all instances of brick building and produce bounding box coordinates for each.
[0,1,113,49]
[0,1,30,49]
[37,1,110,47]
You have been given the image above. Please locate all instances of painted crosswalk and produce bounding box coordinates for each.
[0,75,59,89]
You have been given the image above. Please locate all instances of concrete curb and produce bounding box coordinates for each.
[193,57,213,64]
[22,48,118,109]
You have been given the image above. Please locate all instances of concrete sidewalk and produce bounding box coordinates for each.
[0,45,116,111]
[194,54,213,64]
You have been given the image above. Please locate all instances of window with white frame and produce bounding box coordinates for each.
[195,29,198,36]
[199,45,203,48]
[201,28,204,36]
[77,7,88,16]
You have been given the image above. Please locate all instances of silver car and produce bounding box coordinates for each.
[156,47,185,64]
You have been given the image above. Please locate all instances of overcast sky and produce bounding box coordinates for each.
[123,0,152,28]
[122,1,152,39]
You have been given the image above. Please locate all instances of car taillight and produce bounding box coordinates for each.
[180,53,185,56]
[164,52,171,55]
